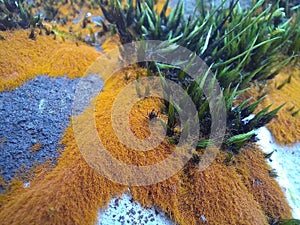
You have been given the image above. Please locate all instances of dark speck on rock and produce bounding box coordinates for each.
[118,215,125,222]
[128,207,136,215]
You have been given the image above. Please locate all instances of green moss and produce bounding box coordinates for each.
[0,0,41,30]
[99,0,300,153]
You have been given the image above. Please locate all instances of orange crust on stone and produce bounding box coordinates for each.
[0,67,291,224]
[245,65,300,145]
[0,30,100,91]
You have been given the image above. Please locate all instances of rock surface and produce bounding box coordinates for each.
[0,75,103,182]
[97,193,175,225]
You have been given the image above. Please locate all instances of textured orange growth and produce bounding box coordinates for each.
[247,65,300,144]
[131,152,269,225]
[0,126,126,225]
[155,0,172,14]
[101,35,121,52]
[144,147,291,225]
[264,65,300,144]
[95,71,172,166]
[0,30,100,91]
[0,179,24,207]
[0,66,292,224]
[30,143,43,152]
[236,147,292,220]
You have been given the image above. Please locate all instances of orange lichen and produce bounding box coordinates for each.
[0,65,291,224]
[130,148,291,224]
[131,154,268,225]
[0,7,293,222]
[246,65,300,144]
[0,30,100,91]
[0,175,5,192]
[0,179,24,208]
[235,147,292,221]
[0,125,126,225]
[30,143,43,152]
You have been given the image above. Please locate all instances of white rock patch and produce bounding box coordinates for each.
[256,126,300,219]
[97,192,175,225]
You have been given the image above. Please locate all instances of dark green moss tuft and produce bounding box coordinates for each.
[100,0,300,153]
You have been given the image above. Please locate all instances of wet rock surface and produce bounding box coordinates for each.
[0,75,103,182]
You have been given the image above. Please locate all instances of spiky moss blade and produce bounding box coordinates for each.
[215,36,281,67]
[197,139,211,148]
[225,130,256,150]
[245,104,285,132]
[167,97,175,136]
[240,96,265,118]
[279,219,300,225]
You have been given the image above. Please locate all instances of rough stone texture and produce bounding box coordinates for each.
[0,75,103,182]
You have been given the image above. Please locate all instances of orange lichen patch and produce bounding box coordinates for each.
[246,65,300,144]
[155,0,172,14]
[0,161,54,208]
[131,153,268,225]
[0,126,126,225]
[0,30,100,91]
[30,143,43,152]
[0,179,23,207]
[264,65,300,144]
[101,35,121,53]
[0,66,291,224]
[235,146,292,221]
[94,75,171,166]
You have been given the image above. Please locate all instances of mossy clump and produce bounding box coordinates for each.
[100,0,298,84]
[98,0,297,153]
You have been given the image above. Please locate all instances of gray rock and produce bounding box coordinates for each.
[0,75,103,184]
